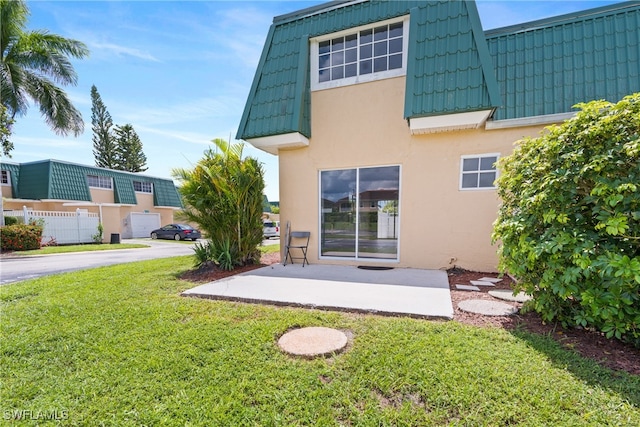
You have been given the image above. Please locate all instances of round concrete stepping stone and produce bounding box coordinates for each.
[488,289,532,303]
[278,327,348,358]
[458,299,518,316]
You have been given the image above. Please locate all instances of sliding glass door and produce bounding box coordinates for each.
[320,165,399,260]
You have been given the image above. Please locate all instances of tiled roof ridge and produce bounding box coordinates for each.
[485,0,639,37]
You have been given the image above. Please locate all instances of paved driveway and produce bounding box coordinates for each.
[0,238,280,285]
[0,239,196,285]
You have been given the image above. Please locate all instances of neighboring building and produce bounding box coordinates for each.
[237,0,640,271]
[1,159,182,241]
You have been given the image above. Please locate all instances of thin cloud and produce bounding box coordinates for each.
[11,135,85,147]
[88,41,160,62]
[134,126,213,146]
[115,97,243,127]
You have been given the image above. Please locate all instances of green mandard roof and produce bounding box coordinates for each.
[237,0,639,140]
[0,159,182,208]
[237,0,500,141]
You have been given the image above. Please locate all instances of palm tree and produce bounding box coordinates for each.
[173,139,265,268]
[0,0,89,141]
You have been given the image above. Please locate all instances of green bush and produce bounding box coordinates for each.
[3,216,18,226]
[1,224,44,251]
[493,93,640,346]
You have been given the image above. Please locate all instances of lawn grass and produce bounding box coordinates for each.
[18,243,149,255]
[1,257,638,425]
[260,243,280,255]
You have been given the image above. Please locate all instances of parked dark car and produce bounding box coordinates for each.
[150,224,201,241]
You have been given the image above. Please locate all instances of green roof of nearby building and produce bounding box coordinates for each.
[486,1,640,121]
[0,159,182,208]
[237,0,499,140]
[237,0,639,140]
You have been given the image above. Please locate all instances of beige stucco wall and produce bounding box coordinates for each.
[279,76,548,272]
[1,185,11,199]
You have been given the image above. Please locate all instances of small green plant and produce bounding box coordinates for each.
[210,238,238,271]
[193,238,243,271]
[3,216,18,226]
[27,217,45,227]
[92,223,104,243]
[192,240,213,268]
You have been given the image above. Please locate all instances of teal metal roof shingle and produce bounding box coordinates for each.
[1,162,21,198]
[486,1,640,121]
[0,159,182,208]
[237,0,499,140]
[404,0,500,118]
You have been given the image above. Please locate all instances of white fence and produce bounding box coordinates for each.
[4,207,100,245]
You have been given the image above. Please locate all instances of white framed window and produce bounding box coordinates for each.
[1,170,10,186]
[133,180,152,193]
[310,16,409,91]
[460,154,499,190]
[87,174,112,189]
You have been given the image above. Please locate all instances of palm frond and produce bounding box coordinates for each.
[28,77,84,136]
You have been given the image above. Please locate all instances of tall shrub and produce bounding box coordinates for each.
[493,93,640,346]
[173,139,265,268]
[0,224,43,250]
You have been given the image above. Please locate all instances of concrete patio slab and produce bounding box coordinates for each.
[182,264,453,319]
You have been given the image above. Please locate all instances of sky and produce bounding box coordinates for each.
[7,0,624,201]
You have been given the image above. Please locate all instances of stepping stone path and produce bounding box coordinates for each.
[456,276,501,291]
[278,327,348,358]
[455,284,480,291]
[455,276,531,316]
[470,280,496,287]
[488,289,532,303]
[458,299,519,316]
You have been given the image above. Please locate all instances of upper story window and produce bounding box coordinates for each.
[460,154,499,190]
[87,174,112,189]
[1,170,10,186]
[311,16,408,91]
[133,180,153,193]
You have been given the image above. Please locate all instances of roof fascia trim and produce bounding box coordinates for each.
[403,7,420,119]
[45,160,53,199]
[292,35,310,136]
[465,0,501,108]
[409,109,493,134]
[485,112,576,130]
[245,132,309,155]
